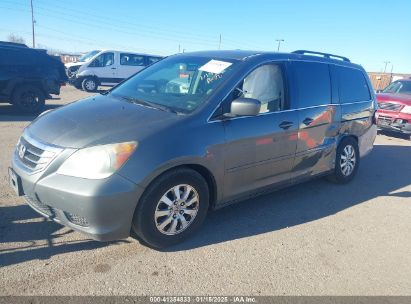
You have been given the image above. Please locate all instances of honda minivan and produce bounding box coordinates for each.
[9,50,378,248]
[67,50,163,92]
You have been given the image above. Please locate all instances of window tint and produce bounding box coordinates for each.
[89,52,114,67]
[233,64,285,113]
[120,53,146,66]
[337,66,371,103]
[292,62,331,108]
[148,56,162,65]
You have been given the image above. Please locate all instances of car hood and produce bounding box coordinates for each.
[26,94,181,149]
[377,93,411,105]
[65,62,84,69]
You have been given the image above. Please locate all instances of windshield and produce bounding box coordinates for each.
[110,55,239,114]
[78,50,101,62]
[382,80,411,95]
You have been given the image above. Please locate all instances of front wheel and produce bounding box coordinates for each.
[81,77,98,92]
[328,137,359,184]
[132,168,209,249]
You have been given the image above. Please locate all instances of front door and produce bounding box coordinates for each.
[87,51,118,84]
[222,63,298,200]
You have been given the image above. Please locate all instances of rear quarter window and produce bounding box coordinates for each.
[336,66,371,103]
[291,61,331,108]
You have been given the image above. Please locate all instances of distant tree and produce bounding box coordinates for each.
[36,43,62,55]
[7,34,26,44]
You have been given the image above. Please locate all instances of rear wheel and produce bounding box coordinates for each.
[12,85,45,114]
[131,168,209,249]
[81,77,98,92]
[328,137,359,184]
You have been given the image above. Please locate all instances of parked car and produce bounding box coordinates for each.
[376,78,411,138]
[9,50,377,248]
[66,50,163,92]
[0,41,68,113]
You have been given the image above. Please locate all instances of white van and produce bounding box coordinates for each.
[66,50,163,92]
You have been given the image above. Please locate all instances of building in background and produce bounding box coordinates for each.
[58,53,81,64]
[368,72,411,91]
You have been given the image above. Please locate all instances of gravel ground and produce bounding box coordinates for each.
[0,86,410,296]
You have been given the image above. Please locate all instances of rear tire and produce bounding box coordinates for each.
[12,85,45,114]
[327,137,359,184]
[81,77,98,92]
[131,168,209,249]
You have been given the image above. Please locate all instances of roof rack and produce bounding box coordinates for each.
[0,41,28,48]
[292,50,350,62]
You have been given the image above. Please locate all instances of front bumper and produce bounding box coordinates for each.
[11,150,144,242]
[376,112,411,135]
[68,76,82,87]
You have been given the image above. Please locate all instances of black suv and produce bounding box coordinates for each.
[0,41,68,113]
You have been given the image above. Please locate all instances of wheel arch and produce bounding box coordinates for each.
[10,81,47,103]
[338,134,358,146]
[139,163,218,211]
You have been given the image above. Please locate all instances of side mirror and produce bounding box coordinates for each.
[229,98,261,117]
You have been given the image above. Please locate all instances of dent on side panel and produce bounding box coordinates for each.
[340,101,374,135]
[292,104,340,177]
[339,101,376,156]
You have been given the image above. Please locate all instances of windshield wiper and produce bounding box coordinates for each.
[117,96,182,114]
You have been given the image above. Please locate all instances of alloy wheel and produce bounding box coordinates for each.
[340,144,356,176]
[154,184,199,235]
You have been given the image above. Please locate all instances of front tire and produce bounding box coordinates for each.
[81,77,98,92]
[132,168,209,249]
[328,137,359,184]
[12,85,45,114]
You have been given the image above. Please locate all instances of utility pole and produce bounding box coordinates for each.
[218,34,222,50]
[30,0,35,48]
[276,39,284,52]
[383,61,390,73]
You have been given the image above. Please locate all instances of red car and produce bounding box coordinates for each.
[376,78,411,139]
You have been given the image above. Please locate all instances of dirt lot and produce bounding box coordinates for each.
[0,86,410,295]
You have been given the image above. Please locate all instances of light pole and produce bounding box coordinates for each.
[383,61,390,73]
[276,39,284,52]
[30,0,35,48]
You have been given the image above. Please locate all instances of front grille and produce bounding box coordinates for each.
[64,212,89,227]
[377,115,393,126]
[378,102,403,112]
[25,195,58,218]
[16,134,62,173]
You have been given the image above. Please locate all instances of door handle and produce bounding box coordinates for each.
[303,117,314,126]
[111,67,116,69]
[279,121,293,130]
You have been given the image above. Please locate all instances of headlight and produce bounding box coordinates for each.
[57,141,137,179]
[400,105,411,114]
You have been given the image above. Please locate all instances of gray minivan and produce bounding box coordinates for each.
[9,50,377,248]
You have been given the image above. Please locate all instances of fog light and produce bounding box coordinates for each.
[64,212,89,227]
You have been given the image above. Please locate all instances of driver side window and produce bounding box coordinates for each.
[89,52,114,68]
[232,64,285,114]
